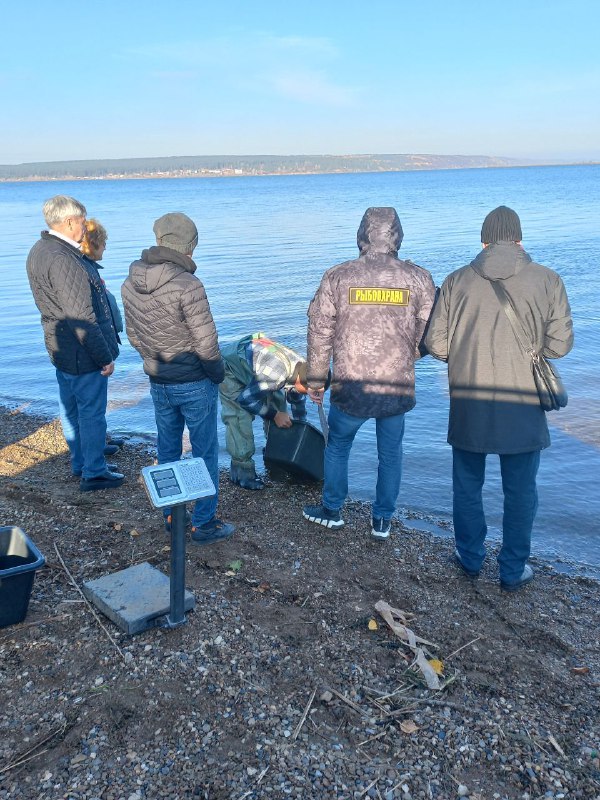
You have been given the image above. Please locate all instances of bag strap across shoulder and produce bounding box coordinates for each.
[490,280,535,356]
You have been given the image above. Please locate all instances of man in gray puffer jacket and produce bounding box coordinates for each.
[302,207,436,539]
[425,206,573,591]
[121,213,234,545]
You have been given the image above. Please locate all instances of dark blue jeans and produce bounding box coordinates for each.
[56,368,108,478]
[323,403,405,520]
[150,379,219,527]
[452,448,540,584]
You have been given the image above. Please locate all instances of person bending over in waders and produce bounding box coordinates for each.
[219,333,309,490]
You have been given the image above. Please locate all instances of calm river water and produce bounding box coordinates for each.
[1,166,598,573]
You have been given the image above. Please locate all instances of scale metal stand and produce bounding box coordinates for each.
[83,458,215,634]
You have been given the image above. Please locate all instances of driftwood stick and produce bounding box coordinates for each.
[359,778,379,797]
[445,635,482,661]
[0,722,67,774]
[53,543,125,662]
[239,676,267,694]
[382,706,419,718]
[237,766,270,800]
[0,748,50,774]
[292,687,317,741]
[328,687,369,717]
[358,729,388,747]
[385,697,471,715]
[0,613,71,642]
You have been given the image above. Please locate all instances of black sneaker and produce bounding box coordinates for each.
[106,437,127,448]
[302,504,344,529]
[191,518,235,546]
[371,517,391,539]
[80,470,125,492]
[103,444,121,456]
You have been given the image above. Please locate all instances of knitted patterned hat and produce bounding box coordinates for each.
[481,206,522,243]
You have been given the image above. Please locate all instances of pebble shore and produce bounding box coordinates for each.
[0,407,599,800]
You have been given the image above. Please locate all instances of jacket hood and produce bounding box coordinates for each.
[357,207,403,256]
[127,246,197,295]
[470,242,532,281]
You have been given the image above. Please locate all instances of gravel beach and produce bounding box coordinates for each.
[1,406,599,800]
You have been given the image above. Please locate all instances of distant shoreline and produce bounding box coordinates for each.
[2,153,597,184]
[2,162,598,184]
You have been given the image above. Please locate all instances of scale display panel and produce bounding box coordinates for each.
[141,458,215,509]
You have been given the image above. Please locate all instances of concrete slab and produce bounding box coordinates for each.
[82,562,195,635]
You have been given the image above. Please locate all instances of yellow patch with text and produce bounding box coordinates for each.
[349,287,410,305]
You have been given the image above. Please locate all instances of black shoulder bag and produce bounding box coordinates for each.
[490,280,568,412]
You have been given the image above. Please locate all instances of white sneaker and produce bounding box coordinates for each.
[371,517,391,539]
[302,505,344,529]
[500,564,534,592]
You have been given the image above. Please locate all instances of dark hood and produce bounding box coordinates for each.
[357,207,404,256]
[127,246,197,295]
[470,242,532,281]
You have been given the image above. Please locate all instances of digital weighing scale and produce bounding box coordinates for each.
[83,458,215,634]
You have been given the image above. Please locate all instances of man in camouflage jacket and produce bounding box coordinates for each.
[303,207,436,539]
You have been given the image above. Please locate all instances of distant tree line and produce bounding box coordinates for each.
[0,153,537,181]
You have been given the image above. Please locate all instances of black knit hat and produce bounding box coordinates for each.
[481,206,522,244]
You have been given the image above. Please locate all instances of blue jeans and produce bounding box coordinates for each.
[323,403,405,519]
[452,448,540,584]
[150,379,219,527]
[56,368,108,479]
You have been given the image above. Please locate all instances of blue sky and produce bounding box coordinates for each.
[2,0,599,163]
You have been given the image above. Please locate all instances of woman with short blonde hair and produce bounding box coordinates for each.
[81,218,108,260]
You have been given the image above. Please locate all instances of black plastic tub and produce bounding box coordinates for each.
[0,526,46,628]
[264,420,325,482]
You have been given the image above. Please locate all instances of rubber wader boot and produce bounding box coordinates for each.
[230,462,266,490]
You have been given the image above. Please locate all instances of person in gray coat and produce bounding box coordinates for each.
[425,206,574,591]
[121,213,234,545]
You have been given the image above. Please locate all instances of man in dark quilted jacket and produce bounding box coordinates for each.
[26,195,123,492]
[121,213,234,545]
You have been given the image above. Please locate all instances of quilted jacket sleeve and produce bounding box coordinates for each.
[52,252,115,367]
[180,281,225,384]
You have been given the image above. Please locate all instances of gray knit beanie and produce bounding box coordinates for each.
[481,206,522,244]
[153,213,198,254]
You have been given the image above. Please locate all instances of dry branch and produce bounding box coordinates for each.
[53,542,125,661]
